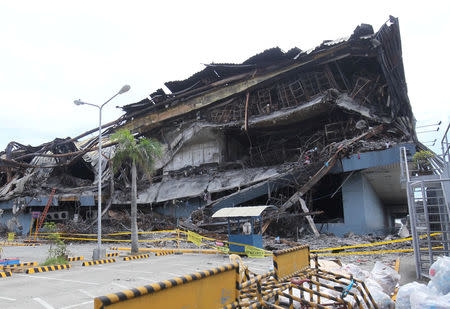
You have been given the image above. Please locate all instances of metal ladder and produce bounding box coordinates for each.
[400,124,450,279]
[34,188,56,237]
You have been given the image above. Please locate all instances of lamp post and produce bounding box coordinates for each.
[74,84,130,260]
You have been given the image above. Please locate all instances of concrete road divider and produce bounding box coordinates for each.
[82,259,116,266]
[94,263,239,309]
[0,262,37,269]
[0,242,41,246]
[155,250,175,256]
[67,257,84,261]
[110,247,218,254]
[26,264,71,274]
[0,271,12,278]
[123,254,150,261]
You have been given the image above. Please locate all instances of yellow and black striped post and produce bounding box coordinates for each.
[26,264,71,274]
[106,253,119,257]
[82,259,116,266]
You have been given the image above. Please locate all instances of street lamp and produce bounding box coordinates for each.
[74,84,130,260]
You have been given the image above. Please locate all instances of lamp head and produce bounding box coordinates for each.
[118,85,131,94]
[74,99,85,106]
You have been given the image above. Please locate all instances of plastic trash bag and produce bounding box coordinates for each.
[410,287,450,309]
[427,256,450,295]
[342,263,370,281]
[396,281,425,309]
[369,261,400,295]
[366,278,394,309]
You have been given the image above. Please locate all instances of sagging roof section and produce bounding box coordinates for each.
[0,16,416,235]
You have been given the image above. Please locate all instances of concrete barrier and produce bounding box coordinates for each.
[82,259,116,266]
[26,264,71,274]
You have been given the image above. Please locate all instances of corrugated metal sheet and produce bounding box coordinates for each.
[212,205,275,218]
[130,166,281,204]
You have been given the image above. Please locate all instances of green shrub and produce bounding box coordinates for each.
[42,222,69,265]
[412,150,434,171]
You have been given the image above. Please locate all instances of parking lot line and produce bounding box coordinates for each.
[78,289,95,298]
[165,272,184,277]
[0,296,16,301]
[111,282,128,289]
[136,276,157,282]
[16,274,99,285]
[60,300,93,309]
[33,297,55,309]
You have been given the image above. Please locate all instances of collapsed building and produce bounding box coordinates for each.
[0,16,421,237]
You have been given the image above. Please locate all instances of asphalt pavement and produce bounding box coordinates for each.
[0,244,272,309]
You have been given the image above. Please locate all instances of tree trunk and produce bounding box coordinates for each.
[130,161,139,254]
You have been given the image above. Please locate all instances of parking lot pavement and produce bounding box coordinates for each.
[0,245,273,309]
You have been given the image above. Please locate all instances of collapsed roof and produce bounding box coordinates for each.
[0,17,416,229]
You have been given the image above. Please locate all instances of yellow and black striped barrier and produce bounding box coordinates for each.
[0,261,37,269]
[82,259,116,266]
[26,264,71,274]
[0,242,41,246]
[273,245,310,282]
[94,263,239,309]
[155,249,175,256]
[106,253,119,257]
[0,271,12,278]
[123,254,150,261]
[68,256,84,262]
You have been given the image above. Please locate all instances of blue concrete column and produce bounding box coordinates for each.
[341,172,386,235]
[319,171,387,236]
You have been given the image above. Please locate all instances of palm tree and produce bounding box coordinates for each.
[111,129,162,254]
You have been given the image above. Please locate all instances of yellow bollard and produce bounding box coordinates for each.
[8,233,15,242]
[28,217,34,242]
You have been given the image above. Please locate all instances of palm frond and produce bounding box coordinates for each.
[111,129,162,180]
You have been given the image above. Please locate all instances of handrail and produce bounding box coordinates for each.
[441,122,450,162]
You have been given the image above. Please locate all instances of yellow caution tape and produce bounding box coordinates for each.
[187,231,203,246]
[311,232,442,252]
[178,230,272,254]
[245,246,266,258]
[38,235,177,242]
[317,246,444,256]
[38,230,177,237]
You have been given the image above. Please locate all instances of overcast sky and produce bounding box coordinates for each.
[1,1,449,154]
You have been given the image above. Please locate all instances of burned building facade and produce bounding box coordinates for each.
[0,17,418,237]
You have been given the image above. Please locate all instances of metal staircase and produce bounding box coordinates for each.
[400,124,450,279]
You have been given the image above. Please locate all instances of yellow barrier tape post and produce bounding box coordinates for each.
[245,246,266,258]
[7,233,15,242]
[187,231,203,246]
